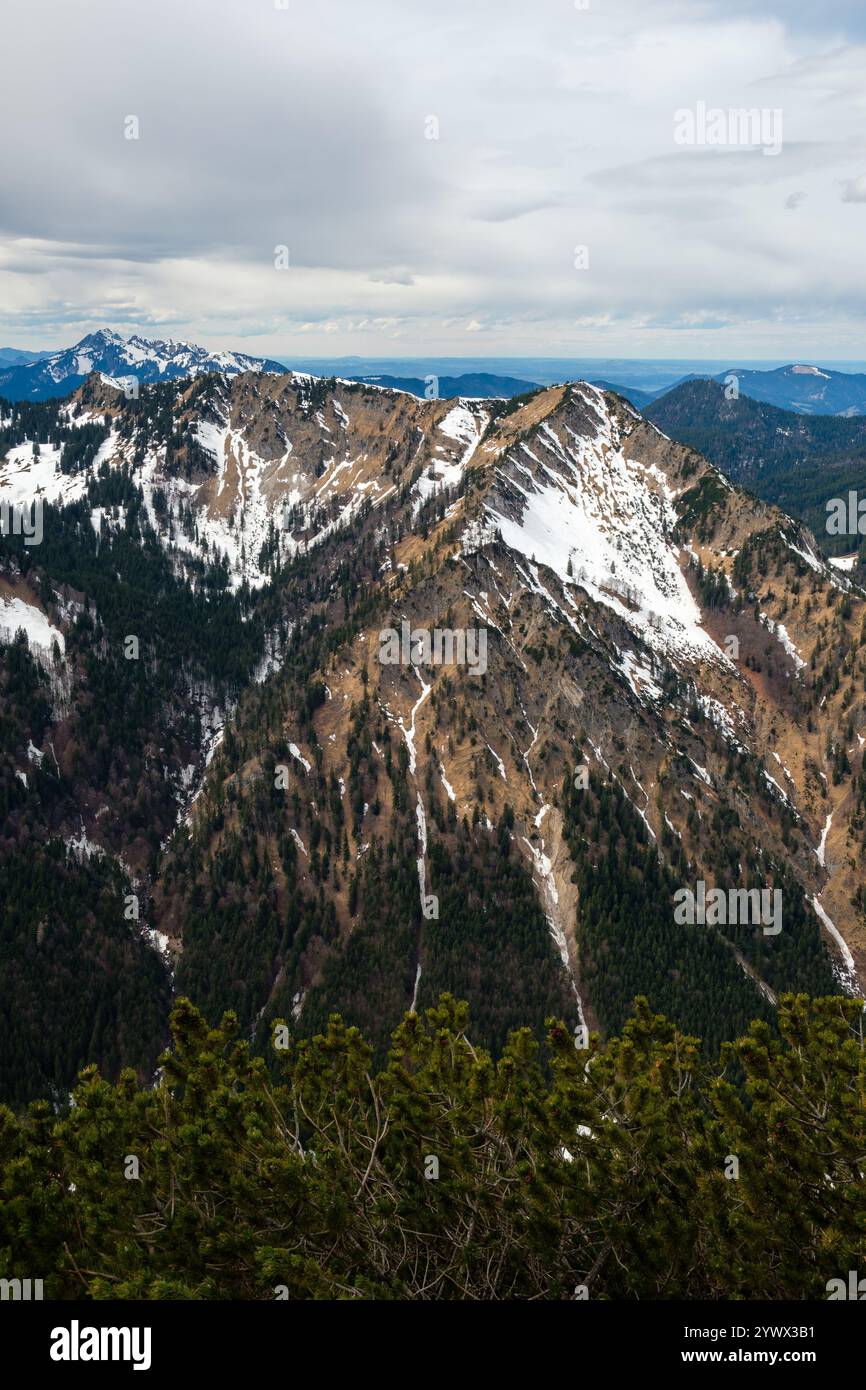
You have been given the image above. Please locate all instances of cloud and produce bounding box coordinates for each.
[1,0,865,357]
[369,270,416,286]
[471,195,562,224]
[840,175,866,201]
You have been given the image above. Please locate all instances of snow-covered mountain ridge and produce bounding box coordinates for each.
[3,368,866,1076]
[0,327,285,401]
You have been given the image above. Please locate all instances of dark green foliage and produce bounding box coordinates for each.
[0,992,863,1300]
[60,421,109,474]
[419,809,578,1052]
[0,632,51,758]
[296,833,420,1054]
[0,843,169,1106]
[563,767,837,1051]
[562,768,774,1050]
[487,384,547,420]
[2,475,264,688]
[674,473,728,538]
[649,379,866,555]
[0,396,69,453]
[691,557,729,609]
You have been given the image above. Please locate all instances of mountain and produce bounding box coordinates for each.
[645,379,866,556]
[0,328,286,402]
[350,371,542,399]
[0,347,56,368]
[589,379,658,410]
[637,364,866,417]
[0,370,863,1105]
[269,356,718,392]
[706,364,866,416]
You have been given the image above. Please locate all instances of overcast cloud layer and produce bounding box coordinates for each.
[2,0,866,358]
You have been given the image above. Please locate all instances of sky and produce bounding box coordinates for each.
[2,0,866,360]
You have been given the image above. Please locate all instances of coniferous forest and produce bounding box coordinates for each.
[0,991,863,1300]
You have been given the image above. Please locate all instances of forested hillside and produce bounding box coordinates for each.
[646,379,866,559]
[1,371,864,1109]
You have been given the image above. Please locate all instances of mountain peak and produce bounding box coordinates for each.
[78,327,126,347]
[0,328,285,401]
[0,354,861,1134]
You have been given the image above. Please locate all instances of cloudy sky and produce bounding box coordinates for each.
[2,0,866,359]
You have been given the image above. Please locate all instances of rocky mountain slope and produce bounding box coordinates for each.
[1,366,864,1100]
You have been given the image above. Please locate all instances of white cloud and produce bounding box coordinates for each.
[1,0,865,357]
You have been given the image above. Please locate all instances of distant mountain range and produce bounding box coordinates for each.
[351,371,542,399]
[601,364,866,418]
[0,328,284,401]
[348,363,866,415]
[646,378,866,556]
[0,335,544,405]
[0,347,56,368]
[589,379,658,411]
[333,366,866,416]
[3,332,866,419]
[708,364,866,416]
